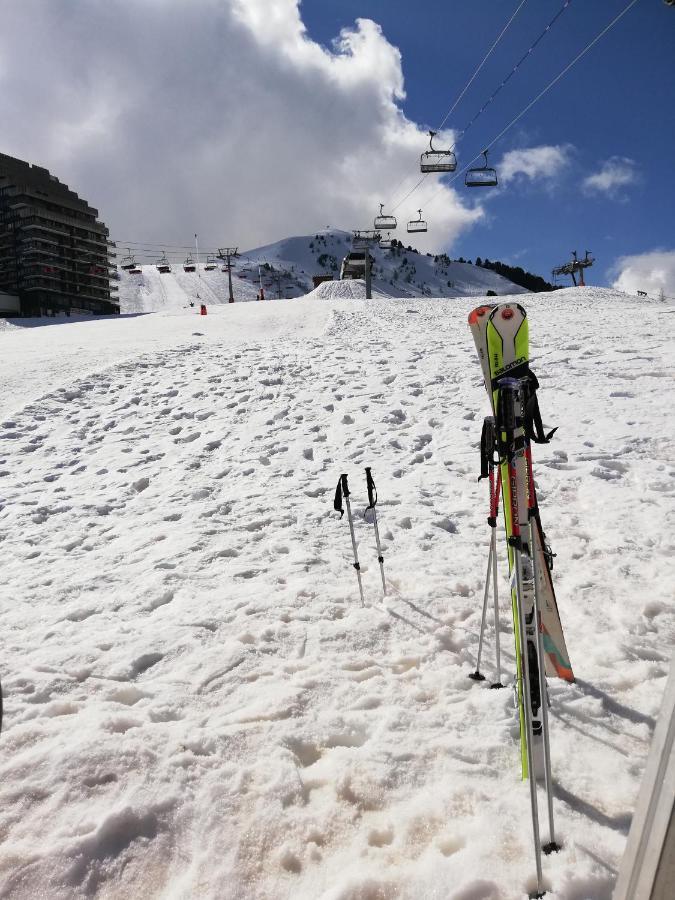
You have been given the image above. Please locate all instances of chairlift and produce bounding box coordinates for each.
[374,203,397,231]
[205,256,217,271]
[420,130,457,174]
[120,249,136,270]
[379,232,393,250]
[407,209,427,234]
[156,253,171,274]
[465,150,498,188]
[183,255,196,273]
[129,266,142,275]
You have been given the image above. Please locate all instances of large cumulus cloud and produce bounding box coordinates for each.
[0,0,481,254]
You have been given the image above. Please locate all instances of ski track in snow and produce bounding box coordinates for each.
[0,287,673,899]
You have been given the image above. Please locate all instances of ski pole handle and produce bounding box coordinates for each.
[340,473,350,498]
[365,467,377,509]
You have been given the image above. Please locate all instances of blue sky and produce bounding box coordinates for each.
[302,0,675,286]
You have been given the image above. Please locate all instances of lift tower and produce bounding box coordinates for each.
[552,250,594,287]
[217,247,239,303]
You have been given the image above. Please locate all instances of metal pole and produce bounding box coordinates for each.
[195,233,201,304]
[491,469,503,689]
[491,526,502,687]
[364,244,372,299]
[364,467,386,597]
[502,382,545,898]
[371,513,386,597]
[531,514,559,855]
[341,474,364,607]
[227,252,234,303]
[470,543,492,681]
[514,540,545,896]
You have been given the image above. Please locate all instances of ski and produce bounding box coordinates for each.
[469,303,573,683]
[469,301,573,781]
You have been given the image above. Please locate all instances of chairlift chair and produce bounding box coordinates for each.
[379,233,393,250]
[374,203,397,231]
[407,209,427,234]
[120,249,136,270]
[183,255,196,273]
[420,130,457,174]
[205,256,217,271]
[156,253,171,274]
[129,266,142,275]
[465,150,498,188]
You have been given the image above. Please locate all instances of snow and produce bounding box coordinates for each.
[116,230,529,313]
[0,286,673,899]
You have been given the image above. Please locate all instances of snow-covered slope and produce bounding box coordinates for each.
[0,287,673,899]
[117,229,529,313]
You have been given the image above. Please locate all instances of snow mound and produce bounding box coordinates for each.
[304,279,391,301]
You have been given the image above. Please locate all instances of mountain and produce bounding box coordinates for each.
[117,228,528,313]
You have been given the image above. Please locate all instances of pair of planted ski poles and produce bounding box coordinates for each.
[333,467,386,605]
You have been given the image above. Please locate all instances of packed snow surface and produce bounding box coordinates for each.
[0,287,673,899]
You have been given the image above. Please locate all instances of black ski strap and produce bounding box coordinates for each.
[334,473,349,518]
[365,467,377,510]
[477,417,496,481]
[523,370,557,444]
[493,368,558,445]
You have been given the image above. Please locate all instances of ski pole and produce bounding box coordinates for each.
[490,469,503,689]
[471,417,504,687]
[334,473,365,606]
[470,538,492,682]
[499,379,545,898]
[531,513,559,855]
[365,467,386,597]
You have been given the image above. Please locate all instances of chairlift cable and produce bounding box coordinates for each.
[437,0,528,132]
[449,0,573,152]
[411,0,642,215]
[390,0,571,217]
[387,0,527,211]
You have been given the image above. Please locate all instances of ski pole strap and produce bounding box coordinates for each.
[477,416,497,481]
[521,369,557,444]
[334,473,350,518]
[365,466,377,509]
[524,390,557,444]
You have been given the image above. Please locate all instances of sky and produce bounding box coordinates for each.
[0,0,673,292]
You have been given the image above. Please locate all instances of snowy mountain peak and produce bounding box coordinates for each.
[118,230,527,313]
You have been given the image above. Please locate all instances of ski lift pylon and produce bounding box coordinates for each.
[407,209,427,234]
[420,130,457,174]
[374,203,397,231]
[465,150,498,188]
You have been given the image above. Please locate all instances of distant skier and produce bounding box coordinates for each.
[200,303,207,316]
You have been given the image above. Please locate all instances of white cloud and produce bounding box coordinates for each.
[582,157,638,197]
[498,145,573,184]
[610,249,675,297]
[0,0,482,254]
